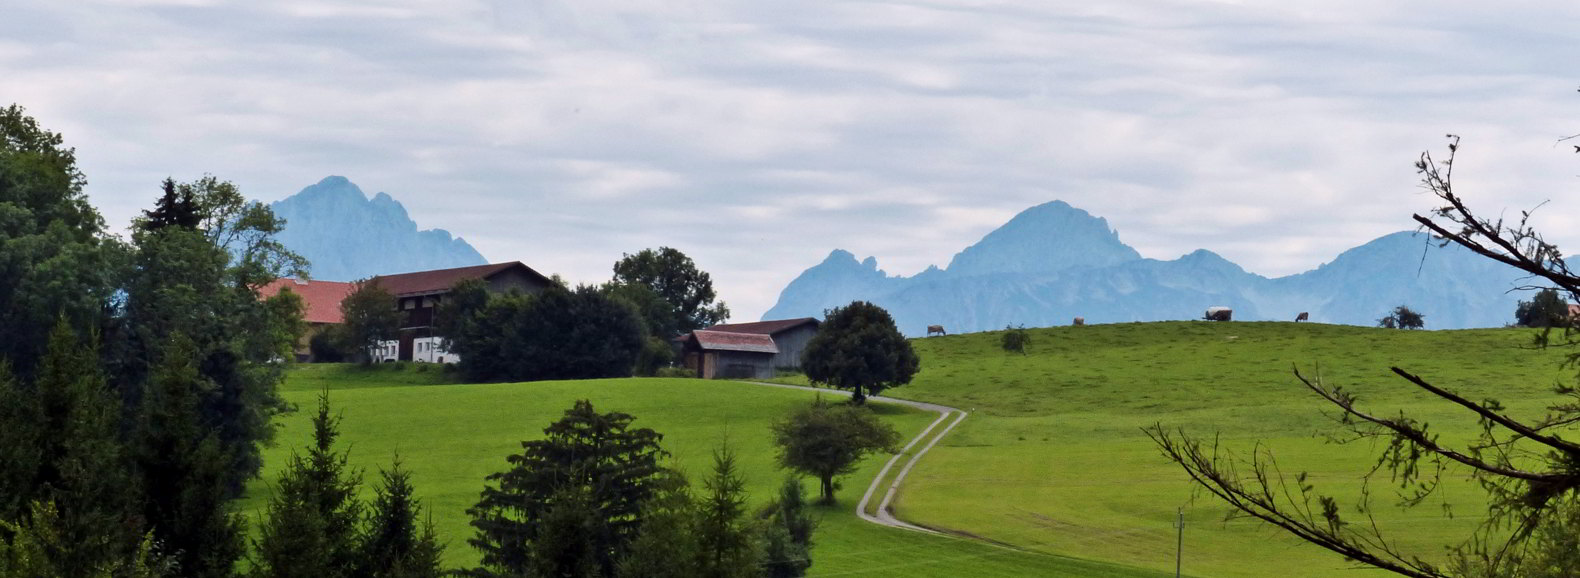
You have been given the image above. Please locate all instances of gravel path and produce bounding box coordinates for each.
[747,382,967,534]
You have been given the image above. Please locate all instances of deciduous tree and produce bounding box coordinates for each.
[337,279,400,364]
[772,398,900,504]
[612,247,729,335]
[800,301,918,404]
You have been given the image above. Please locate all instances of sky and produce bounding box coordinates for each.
[7,1,1580,320]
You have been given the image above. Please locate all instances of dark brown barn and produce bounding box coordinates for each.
[680,318,820,379]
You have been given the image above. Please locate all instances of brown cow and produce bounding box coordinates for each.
[927,325,947,336]
[1295,312,1309,322]
[1073,317,1085,326]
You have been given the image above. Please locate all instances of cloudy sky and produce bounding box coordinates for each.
[7,1,1580,320]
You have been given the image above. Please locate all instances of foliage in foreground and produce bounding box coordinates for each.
[1148,134,1580,578]
[465,399,816,578]
[251,392,443,578]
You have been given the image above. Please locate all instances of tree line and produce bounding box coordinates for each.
[0,103,911,577]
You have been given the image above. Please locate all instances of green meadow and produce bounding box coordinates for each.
[249,322,1575,577]
[242,368,1175,577]
[877,321,1574,577]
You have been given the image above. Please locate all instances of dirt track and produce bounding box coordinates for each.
[747,382,966,534]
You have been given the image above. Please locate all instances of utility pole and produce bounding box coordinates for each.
[1175,507,1184,578]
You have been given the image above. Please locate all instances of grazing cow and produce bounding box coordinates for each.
[1073,317,1085,326]
[927,325,947,336]
[1295,312,1309,322]
[1204,307,1233,322]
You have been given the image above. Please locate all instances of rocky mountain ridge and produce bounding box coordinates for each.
[763,201,1529,335]
[270,176,487,282]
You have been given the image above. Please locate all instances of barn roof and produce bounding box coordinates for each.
[705,318,819,336]
[690,330,779,354]
[257,278,356,324]
[371,262,550,297]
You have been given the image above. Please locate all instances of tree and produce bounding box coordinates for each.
[0,322,141,576]
[772,398,901,504]
[800,301,919,404]
[694,445,761,578]
[466,400,668,577]
[361,456,445,578]
[251,392,364,578]
[118,175,304,494]
[617,472,701,578]
[757,477,815,578]
[1515,288,1569,328]
[612,247,730,335]
[337,279,400,364]
[1378,305,1425,330]
[1147,135,1580,577]
[130,334,244,578]
[1001,324,1030,354]
[0,104,123,380]
[440,283,645,383]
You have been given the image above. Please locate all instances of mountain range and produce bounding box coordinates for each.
[270,176,487,282]
[763,201,1532,335]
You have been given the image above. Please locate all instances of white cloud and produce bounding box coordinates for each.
[6,0,1580,319]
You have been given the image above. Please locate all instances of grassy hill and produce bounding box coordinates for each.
[242,366,1177,577]
[863,321,1572,577]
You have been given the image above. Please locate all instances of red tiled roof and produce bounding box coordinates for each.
[258,278,356,324]
[371,262,550,297]
[706,318,819,336]
[690,330,779,354]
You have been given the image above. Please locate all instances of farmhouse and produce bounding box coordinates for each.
[680,318,820,379]
[371,261,554,362]
[257,278,357,362]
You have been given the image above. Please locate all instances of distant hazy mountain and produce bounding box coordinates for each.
[764,201,1529,335]
[271,176,487,282]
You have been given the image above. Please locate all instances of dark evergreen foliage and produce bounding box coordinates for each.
[1377,305,1425,330]
[800,301,919,403]
[251,392,364,578]
[695,445,761,578]
[131,334,244,578]
[466,400,667,577]
[142,177,202,231]
[361,456,445,578]
[771,399,901,504]
[757,478,815,578]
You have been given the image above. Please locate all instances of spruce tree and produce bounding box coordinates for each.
[361,456,444,578]
[758,478,815,578]
[16,321,139,575]
[131,334,244,578]
[251,391,363,578]
[617,472,701,578]
[695,445,760,578]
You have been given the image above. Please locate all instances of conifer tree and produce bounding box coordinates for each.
[695,445,760,578]
[361,456,445,578]
[7,321,140,575]
[251,391,363,578]
[467,400,667,577]
[131,334,244,578]
[617,472,701,578]
[758,478,815,578]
